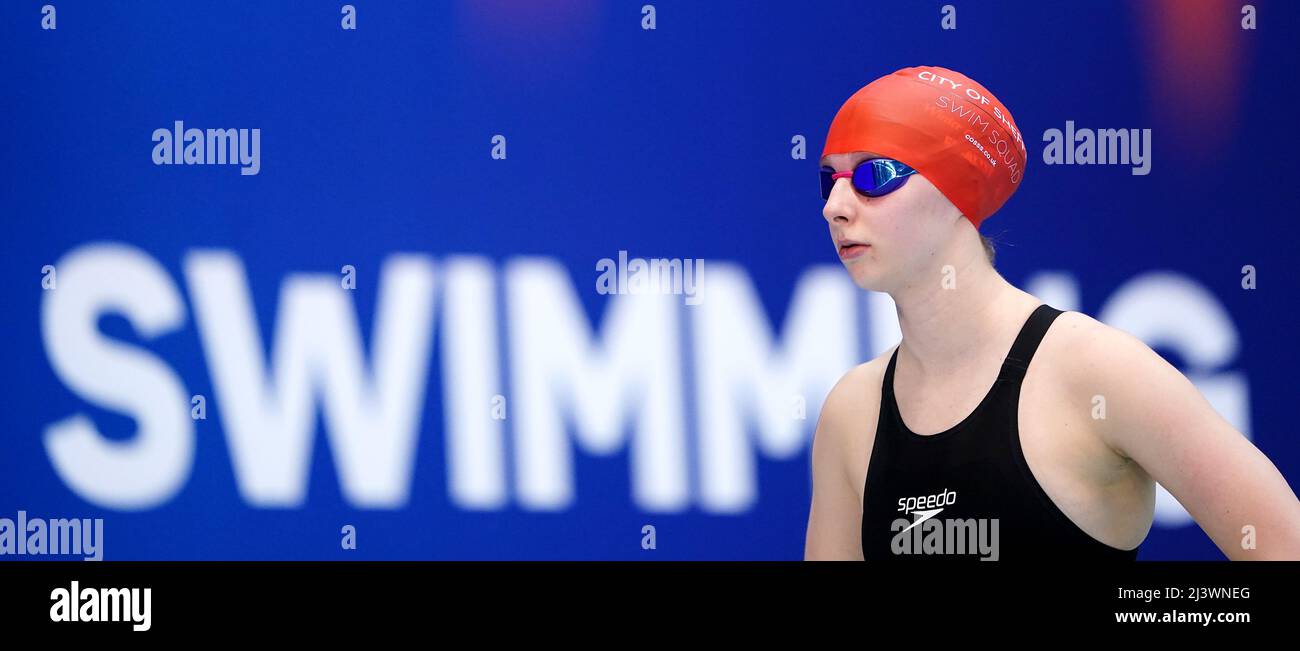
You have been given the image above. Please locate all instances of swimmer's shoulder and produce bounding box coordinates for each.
[1036,308,1155,391]
[814,345,897,481]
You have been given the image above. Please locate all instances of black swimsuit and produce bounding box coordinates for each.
[860,304,1139,560]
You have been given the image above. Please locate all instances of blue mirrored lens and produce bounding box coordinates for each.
[819,168,835,199]
[853,159,913,196]
[823,160,915,199]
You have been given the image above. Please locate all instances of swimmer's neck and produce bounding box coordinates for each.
[889,247,1039,377]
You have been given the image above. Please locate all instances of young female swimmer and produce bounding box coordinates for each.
[804,66,1300,560]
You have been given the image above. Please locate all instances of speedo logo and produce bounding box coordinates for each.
[896,487,957,531]
[892,488,1000,560]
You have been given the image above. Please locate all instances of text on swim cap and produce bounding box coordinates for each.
[937,95,1023,184]
[916,70,1025,158]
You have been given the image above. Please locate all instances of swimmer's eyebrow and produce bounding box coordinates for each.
[821,152,873,170]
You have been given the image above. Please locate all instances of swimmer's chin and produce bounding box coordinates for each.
[843,267,891,293]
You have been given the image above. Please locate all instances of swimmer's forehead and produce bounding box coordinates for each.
[819,151,885,169]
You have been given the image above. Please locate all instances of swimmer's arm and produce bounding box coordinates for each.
[805,373,868,561]
[1079,324,1300,560]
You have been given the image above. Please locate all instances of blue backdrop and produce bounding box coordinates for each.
[2,0,1297,560]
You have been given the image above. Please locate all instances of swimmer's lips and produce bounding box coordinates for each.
[837,239,870,260]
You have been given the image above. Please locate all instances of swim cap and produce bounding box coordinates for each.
[821,66,1027,229]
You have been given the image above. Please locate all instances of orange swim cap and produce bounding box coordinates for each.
[821,66,1027,229]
